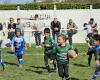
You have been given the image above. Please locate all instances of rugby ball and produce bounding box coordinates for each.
[68,50,78,58]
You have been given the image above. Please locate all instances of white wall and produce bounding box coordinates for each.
[0,9,100,44]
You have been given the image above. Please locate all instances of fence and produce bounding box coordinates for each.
[0,9,100,45]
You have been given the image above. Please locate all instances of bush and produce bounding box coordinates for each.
[0,3,99,10]
[0,4,17,10]
[56,3,90,9]
[93,3,100,9]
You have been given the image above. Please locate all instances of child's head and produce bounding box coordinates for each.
[44,28,50,37]
[10,17,14,23]
[15,28,21,37]
[57,35,68,45]
[83,23,88,27]
[93,35,100,46]
[17,18,21,24]
[93,30,98,36]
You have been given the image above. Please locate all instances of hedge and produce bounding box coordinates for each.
[0,3,99,10]
[93,3,100,9]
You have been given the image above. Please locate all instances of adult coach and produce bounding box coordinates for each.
[8,18,16,41]
[88,18,97,31]
[16,18,25,36]
[32,14,43,48]
[51,18,61,41]
[67,19,78,45]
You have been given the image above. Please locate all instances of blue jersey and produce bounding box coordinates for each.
[12,36,25,56]
[95,45,100,60]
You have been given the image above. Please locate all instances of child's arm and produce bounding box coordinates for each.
[23,37,27,50]
[85,36,89,43]
[11,37,15,52]
[87,43,92,48]
[95,49,100,64]
[85,37,93,48]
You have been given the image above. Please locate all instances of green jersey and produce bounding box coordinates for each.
[44,36,55,54]
[88,37,94,46]
[55,43,72,64]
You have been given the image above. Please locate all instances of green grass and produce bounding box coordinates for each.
[0,43,99,80]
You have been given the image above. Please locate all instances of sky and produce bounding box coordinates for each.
[0,0,33,4]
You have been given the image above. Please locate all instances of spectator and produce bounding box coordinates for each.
[88,18,97,31]
[0,22,3,30]
[51,18,61,41]
[67,19,78,45]
[16,18,25,36]
[8,18,16,41]
[32,14,42,48]
[84,23,93,38]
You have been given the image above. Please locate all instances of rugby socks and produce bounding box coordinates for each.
[18,59,24,65]
[0,59,5,70]
[92,64,100,80]
[46,65,51,73]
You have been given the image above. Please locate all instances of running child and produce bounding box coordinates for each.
[85,30,98,67]
[0,28,5,70]
[92,35,100,80]
[11,28,26,67]
[42,28,56,73]
[55,34,78,80]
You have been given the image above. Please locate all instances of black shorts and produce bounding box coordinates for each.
[17,55,22,60]
[44,53,56,66]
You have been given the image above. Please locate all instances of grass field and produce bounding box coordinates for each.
[0,43,100,80]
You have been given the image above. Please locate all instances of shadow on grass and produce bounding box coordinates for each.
[73,63,88,67]
[30,65,56,72]
[25,69,43,74]
[25,65,56,74]
[71,77,88,80]
[71,77,80,80]
[7,51,15,54]
[5,62,18,66]
[30,66,46,69]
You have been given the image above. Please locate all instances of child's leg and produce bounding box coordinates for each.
[92,64,100,80]
[50,53,56,70]
[38,33,41,46]
[34,33,38,46]
[44,54,51,73]
[88,53,92,66]
[0,49,5,70]
[17,55,24,67]
[88,48,93,66]
[57,63,64,79]
[63,64,70,80]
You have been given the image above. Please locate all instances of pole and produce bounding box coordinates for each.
[17,6,20,18]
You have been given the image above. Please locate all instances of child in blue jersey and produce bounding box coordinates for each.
[0,29,5,70]
[11,28,26,67]
[92,35,100,80]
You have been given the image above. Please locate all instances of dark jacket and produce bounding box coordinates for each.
[0,23,3,30]
[51,21,61,32]
[8,23,16,30]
